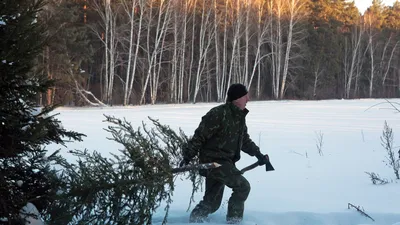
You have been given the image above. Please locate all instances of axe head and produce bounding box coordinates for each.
[265,161,275,171]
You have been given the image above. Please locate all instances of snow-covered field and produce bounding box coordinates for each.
[50,99,400,225]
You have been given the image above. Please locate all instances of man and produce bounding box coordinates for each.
[180,83,270,224]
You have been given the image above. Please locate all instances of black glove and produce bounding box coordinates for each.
[255,152,269,166]
[179,158,190,167]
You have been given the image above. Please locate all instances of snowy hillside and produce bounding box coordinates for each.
[49,99,400,225]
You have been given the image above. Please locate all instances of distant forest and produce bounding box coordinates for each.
[35,0,400,106]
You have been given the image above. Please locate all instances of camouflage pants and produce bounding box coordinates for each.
[189,163,250,223]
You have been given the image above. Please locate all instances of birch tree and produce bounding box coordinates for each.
[344,25,364,98]
[242,0,250,86]
[177,0,192,103]
[140,0,172,104]
[380,35,399,86]
[192,0,215,103]
[248,0,271,96]
[269,0,283,99]
[269,0,306,99]
[364,0,385,97]
[279,0,307,99]
[121,0,145,105]
[170,0,180,102]
[212,0,233,102]
[214,0,223,101]
[366,14,377,98]
[225,0,244,91]
[90,0,118,104]
[186,0,199,102]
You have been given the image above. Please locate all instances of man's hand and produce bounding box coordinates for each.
[255,152,269,166]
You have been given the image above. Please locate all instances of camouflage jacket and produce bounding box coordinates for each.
[182,102,261,164]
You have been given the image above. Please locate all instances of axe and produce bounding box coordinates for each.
[239,154,275,174]
[172,154,274,174]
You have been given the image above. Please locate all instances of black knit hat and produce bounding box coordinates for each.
[227,83,248,102]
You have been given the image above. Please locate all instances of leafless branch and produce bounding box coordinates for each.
[365,172,389,185]
[364,99,400,113]
[315,131,324,156]
[347,203,375,222]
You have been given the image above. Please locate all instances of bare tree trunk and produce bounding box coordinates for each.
[178,0,189,103]
[141,0,172,104]
[46,46,53,105]
[74,80,107,107]
[275,0,282,99]
[353,46,362,97]
[108,8,117,105]
[170,0,180,103]
[193,0,214,103]
[269,0,281,99]
[252,0,269,99]
[257,62,261,99]
[128,0,145,104]
[368,34,375,98]
[151,30,168,104]
[90,0,118,105]
[104,0,110,103]
[221,0,228,101]
[141,0,154,104]
[313,66,323,98]
[243,0,250,86]
[345,25,363,98]
[214,0,222,102]
[382,36,399,85]
[280,0,290,99]
[279,0,305,99]
[187,0,198,102]
[226,0,243,94]
[122,0,137,105]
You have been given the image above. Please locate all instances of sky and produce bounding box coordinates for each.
[31,98,400,225]
[354,0,398,14]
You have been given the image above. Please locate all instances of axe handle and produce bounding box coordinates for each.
[171,162,221,173]
[171,157,274,174]
[240,161,259,174]
[240,157,275,174]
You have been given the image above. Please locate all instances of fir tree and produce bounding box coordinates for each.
[38,0,93,106]
[47,116,202,225]
[0,0,84,224]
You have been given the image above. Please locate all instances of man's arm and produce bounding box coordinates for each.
[241,125,261,156]
[182,108,222,162]
[242,125,270,165]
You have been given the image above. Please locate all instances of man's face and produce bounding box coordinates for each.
[233,93,249,110]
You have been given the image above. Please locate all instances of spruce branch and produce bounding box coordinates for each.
[45,115,203,224]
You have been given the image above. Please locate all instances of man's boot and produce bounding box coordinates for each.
[226,199,244,224]
[189,204,209,223]
[226,217,242,224]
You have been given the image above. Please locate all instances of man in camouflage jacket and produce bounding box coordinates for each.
[180,83,270,224]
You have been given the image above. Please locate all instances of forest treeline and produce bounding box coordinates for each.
[35,0,400,106]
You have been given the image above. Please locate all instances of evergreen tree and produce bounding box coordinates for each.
[306,0,343,98]
[46,116,202,224]
[38,0,93,106]
[384,1,400,30]
[0,0,84,223]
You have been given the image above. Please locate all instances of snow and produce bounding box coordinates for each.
[20,203,44,225]
[48,99,400,225]
[16,180,23,187]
